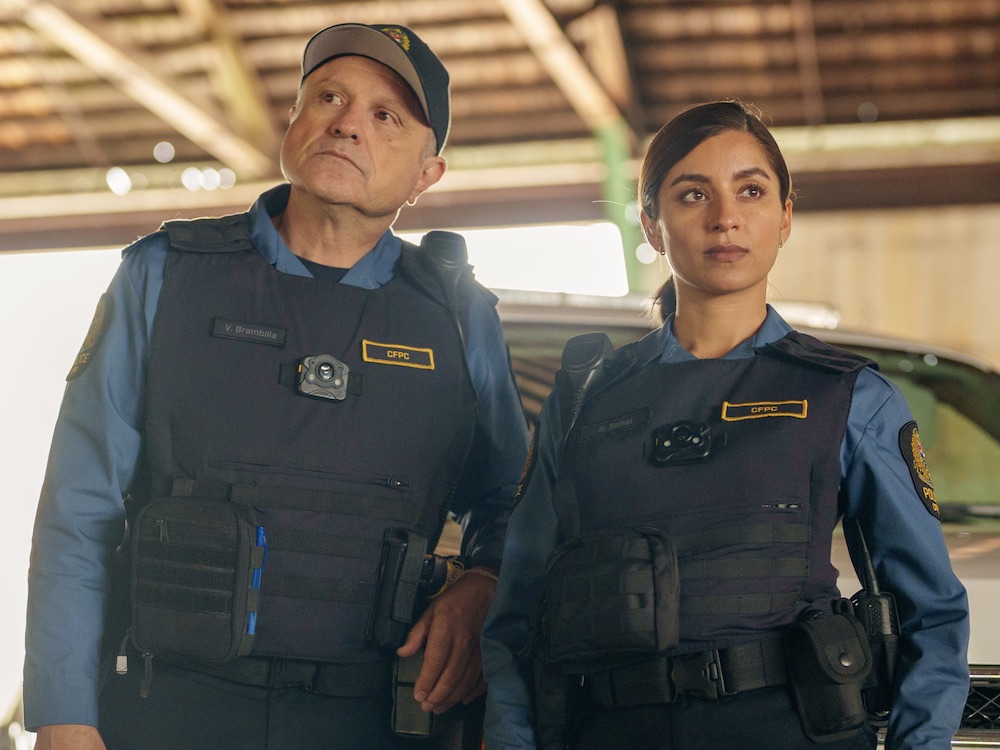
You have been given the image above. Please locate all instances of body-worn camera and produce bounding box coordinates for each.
[649,420,713,466]
[297,354,349,401]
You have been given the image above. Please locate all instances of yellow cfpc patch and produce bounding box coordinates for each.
[721,400,808,421]
[362,340,435,370]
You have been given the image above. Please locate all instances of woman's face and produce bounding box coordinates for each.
[642,129,792,305]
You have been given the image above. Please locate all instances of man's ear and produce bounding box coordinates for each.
[406,156,446,206]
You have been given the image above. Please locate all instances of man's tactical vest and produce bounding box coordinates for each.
[550,330,872,655]
[139,212,478,664]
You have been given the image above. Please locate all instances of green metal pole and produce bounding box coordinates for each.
[596,119,644,294]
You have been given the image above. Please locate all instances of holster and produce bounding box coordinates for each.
[783,601,873,743]
[130,494,266,664]
[366,528,431,650]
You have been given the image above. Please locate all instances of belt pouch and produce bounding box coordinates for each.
[130,495,265,664]
[535,526,680,670]
[783,607,873,743]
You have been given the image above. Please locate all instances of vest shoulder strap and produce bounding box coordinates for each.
[554,328,651,444]
[159,212,255,254]
[763,331,877,374]
[398,230,495,308]
[398,231,498,353]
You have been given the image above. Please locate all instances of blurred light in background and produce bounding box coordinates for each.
[104,167,132,196]
[402,222,628,297]
[153,141,175,164]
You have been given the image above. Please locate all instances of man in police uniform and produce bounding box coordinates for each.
[24,22,530,750]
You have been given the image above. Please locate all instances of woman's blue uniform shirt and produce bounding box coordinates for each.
[23,185,531,730]
[481,306,970,750]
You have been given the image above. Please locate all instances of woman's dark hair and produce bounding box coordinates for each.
[640,101,792,321]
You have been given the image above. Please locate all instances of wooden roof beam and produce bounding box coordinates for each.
[6,0,277,178]
[791,0,825,124]
[174,0,281,156]
[496,0,633,136]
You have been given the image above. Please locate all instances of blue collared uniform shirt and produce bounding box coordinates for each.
[24,185,531,730]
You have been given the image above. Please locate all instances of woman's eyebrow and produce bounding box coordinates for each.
[669,166,772,188]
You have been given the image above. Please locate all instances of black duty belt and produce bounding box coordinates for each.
[167,654,391,697]
[586,636,788,708]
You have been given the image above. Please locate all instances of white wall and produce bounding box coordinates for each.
[0,249,123,717]
[769,204,1000,370]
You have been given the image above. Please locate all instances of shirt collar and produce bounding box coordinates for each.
[655,304,793,363]
[248,183,402,289]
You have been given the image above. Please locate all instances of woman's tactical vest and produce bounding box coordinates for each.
[549,331,871,655]
[134,213,477,664]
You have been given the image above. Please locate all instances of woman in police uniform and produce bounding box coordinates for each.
[481,101,970,750]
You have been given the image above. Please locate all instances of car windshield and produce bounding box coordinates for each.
[847,343,1000,514]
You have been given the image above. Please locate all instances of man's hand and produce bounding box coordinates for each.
[395,567,498,714]
[35,724,107,750]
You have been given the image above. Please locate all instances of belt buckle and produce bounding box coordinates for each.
[670,650,733,700]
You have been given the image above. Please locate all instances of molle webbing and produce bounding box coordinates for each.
[171,478,422,524]
[681,557,809,580]
[169,478,403,605]
[674,522,811,556]
[682,591,802,616]
[261,573,373,604]
[133,559,242,615]
[264,528,380,561]
[676,523,810,615]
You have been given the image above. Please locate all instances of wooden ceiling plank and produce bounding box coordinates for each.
[791,0,826,124]
[568,5,633,114]
[175,0,281,156]
[8,0,277,177]
[497,0,631,134]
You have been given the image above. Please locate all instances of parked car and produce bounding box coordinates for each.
[495,292,1000,747]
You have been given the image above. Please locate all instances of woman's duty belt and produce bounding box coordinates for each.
[585,636,788,708]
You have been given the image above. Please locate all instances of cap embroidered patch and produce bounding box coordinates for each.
[67,293,114,381]
[362,339,434,370]
[721,400,807,421]
[378,26,410,51]
[899,420,940,519]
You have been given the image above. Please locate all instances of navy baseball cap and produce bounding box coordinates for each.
[301,23,451,154]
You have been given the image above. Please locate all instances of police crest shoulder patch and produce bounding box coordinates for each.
[67,293,114,381]
[898,420,940,519]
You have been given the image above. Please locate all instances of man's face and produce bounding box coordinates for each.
[279,55,443,220]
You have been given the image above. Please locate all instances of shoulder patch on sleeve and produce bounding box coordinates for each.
[898,420,940,519]
[67,293,114,381]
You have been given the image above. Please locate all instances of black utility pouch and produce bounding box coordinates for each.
[130,495,265,664]
[535,526,680,670]
[783,604,873,743]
